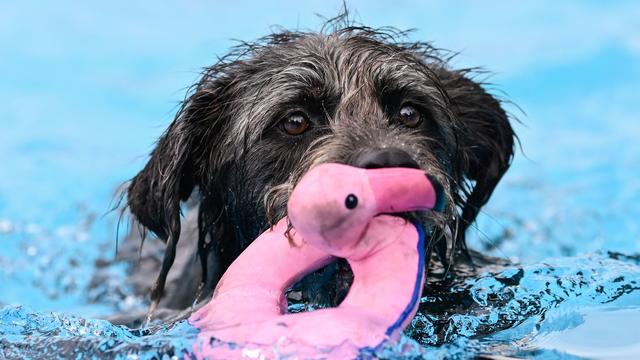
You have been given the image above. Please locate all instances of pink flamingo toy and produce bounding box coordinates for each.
[189,163,443,359]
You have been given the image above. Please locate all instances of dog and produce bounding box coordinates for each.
[114,22,515,334]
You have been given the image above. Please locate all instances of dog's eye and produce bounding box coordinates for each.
[398,104,422,128]
[282,112,310,135]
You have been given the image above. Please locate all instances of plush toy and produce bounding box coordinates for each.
[189,163,443,359]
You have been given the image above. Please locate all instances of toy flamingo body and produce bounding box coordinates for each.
[189,164,442,359]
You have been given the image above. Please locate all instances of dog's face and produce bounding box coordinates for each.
[126,27,515,303]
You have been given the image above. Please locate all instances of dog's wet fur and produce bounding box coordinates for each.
[113,19,515,332]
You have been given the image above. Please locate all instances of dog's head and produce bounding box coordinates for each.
[126,26,515,302]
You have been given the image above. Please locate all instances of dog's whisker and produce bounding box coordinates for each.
[468,220,516,264]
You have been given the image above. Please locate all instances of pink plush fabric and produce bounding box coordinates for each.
[189,164,440,359]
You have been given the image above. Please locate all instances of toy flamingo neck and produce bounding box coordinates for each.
[341,215,425,337]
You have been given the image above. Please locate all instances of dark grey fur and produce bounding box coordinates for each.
[122,24,515,324]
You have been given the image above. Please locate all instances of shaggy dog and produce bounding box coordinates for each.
[116,22,515,331]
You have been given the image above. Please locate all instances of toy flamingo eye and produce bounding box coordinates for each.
[345,194,358,209]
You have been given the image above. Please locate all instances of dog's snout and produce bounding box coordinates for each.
[353,148,420,169]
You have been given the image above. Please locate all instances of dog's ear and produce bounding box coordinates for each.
[435,68,515,246]
[127,119,195,242]
[126,74,231,303]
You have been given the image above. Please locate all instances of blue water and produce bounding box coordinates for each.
[1,1,639,359]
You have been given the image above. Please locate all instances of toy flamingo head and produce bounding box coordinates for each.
[287,163,443,259]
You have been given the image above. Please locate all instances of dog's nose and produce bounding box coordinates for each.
[353,148,420,169]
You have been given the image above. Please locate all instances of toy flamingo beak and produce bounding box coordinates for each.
[366,168,445,214]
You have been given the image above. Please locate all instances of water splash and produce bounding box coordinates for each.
[1,251,638,359]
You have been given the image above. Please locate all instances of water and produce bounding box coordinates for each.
[1,1,639,359]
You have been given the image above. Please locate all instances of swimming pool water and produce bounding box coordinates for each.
[1,1,639,359]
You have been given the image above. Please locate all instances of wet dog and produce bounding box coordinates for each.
[115,24,515,328]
